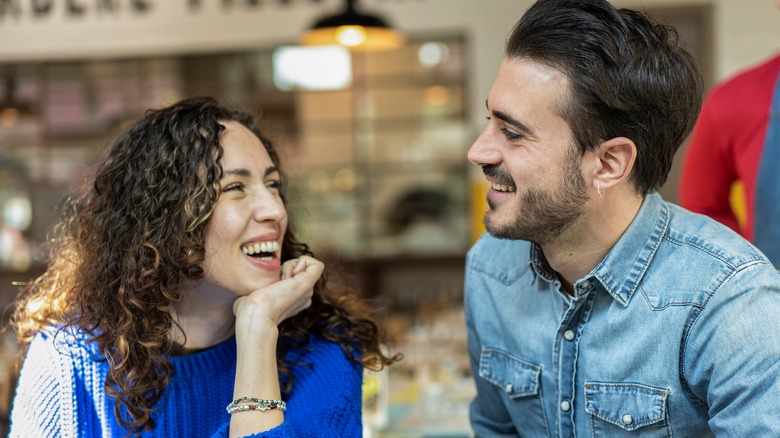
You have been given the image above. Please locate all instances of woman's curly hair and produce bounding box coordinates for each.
[12,97,400,435]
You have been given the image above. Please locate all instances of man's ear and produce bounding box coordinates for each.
[590,136,637,192]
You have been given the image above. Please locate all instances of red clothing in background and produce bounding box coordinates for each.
[680,55,780,242]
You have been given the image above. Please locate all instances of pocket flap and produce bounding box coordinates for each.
[585,382,670,431]
[479,349,541,398]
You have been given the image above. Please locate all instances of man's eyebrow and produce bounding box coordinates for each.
[221,166,279,179]
[485,100,535,137]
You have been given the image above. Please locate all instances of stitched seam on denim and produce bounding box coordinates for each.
[469,264,521,285]
[479,347,543,372]
[469,265,520,285]
[586,408,663,430]
[584,382,669,429]
[665,233,733,267]
[553,314,563,438]
[732,258,771,273]
[478,349,540,397]
[530,243,558,283]
[536,375,551,437]
[677,263,746,405]
[678,306,705,405]
[638,288,705,310]
[588,410,671,437]
[584,382,669,394]
[681,282,721,405]
[665,233,766,271]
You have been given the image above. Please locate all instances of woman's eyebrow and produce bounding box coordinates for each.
[221,168,251,179]
[221,166,279,179]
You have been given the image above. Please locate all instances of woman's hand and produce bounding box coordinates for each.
[232,256,324,337]
[229,256,322,437]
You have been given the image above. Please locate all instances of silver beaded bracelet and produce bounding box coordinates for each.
[226,396,287,414]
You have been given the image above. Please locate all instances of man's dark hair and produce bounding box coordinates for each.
[506,0,703,194]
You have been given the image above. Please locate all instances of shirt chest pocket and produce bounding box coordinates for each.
[479,349,549,433]
[585,382,671,437]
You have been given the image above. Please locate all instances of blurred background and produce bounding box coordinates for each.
[0,0,778,436]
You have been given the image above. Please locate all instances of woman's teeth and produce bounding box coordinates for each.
[241,241,279,256]
[491,182,516,192]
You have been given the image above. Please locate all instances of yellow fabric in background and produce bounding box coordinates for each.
[730,181,748,232]
[470,178,489,244]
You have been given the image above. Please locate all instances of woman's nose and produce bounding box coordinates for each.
[252,190,286,223]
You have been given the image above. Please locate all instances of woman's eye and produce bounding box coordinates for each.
[222,182,244,192]
[266,180,282,191]
[500,127,522,141]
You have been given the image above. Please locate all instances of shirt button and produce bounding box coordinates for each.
[581,279,590,288]
[504,384,513,394]
[563,330,575,341]
[560,400,571,412]
[622,413,633,425]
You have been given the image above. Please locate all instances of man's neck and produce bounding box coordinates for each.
[542,190,644,294]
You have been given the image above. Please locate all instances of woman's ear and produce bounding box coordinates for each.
[591,136,637,192]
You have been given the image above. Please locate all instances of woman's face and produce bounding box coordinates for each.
[200,120,288,297]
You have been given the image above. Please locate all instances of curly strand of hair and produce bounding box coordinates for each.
[105,334,172,434]
[100,279,176,434]
[274,249,401,394]
[97,239,184,431]
[317,288,402,371]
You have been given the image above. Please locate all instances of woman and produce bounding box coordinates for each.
[10,97,400,437]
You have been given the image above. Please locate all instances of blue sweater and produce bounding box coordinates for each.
[10,329,364,437]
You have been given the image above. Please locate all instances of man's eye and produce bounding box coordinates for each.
[500,127,522,141]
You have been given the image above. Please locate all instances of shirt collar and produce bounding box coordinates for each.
[594,192,668,305]
[528,192,669,305]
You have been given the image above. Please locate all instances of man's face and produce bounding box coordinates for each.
[467,58,589,244]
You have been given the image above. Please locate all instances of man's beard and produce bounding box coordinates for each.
[484,150,589,245]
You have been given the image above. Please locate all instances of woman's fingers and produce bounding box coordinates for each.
[292,256,307,275]
[281,256,315,279]
[282,257,322,316]
[235,256,324,329]
[281,255,313,279]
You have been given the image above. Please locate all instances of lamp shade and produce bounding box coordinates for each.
[300,0,403,51]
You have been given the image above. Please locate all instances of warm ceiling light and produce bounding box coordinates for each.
[300,0,403,51]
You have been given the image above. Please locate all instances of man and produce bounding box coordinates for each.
[465,0,780,436]
[679,0,780,267]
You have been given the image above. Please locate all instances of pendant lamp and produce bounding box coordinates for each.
[300,0,403,51]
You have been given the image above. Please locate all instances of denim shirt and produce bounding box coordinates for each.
[465,192,780,437]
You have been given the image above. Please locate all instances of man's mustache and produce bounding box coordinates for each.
[482,165,516,187]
